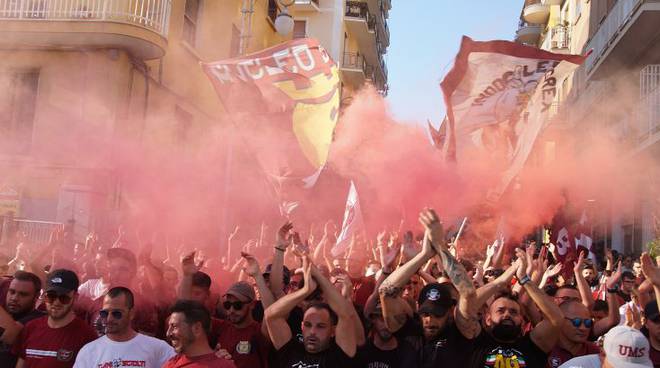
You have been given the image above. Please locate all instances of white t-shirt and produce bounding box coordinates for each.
[74,333,175,368]
[78,278,110,301]
[558,354,601,368]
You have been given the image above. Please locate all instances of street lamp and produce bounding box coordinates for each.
[275,0,295,36]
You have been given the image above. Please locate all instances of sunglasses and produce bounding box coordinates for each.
[99,309,125,319]
[223,301,245,310]
[45,292,72,305]
[565,317,593,328]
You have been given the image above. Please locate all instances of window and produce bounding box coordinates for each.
[293,20,307,39]
[183,0,201,46]
[0,71,39,154]
[230,24,240,57]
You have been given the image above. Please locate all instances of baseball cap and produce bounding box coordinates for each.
[263,264,291,285]
[46,269,80,294]
[603,325,653,368]
[224,281,256,303]
[644,300,660,321]
[417,283,455,317]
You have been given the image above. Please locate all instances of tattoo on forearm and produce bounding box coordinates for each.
[378,281,403,298]
[438,248,475,294]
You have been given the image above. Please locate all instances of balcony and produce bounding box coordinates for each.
[0,0,171,59]
[345,1,379,66]
[340,52,366,88]
[585,0,660,80]
[515,22,543,44]
[291,0,319,12]
[523,1,550,24]
[541,0,562,5]
[550,24,570,53]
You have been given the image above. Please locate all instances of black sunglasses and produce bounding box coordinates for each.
[45,292,72,305]
[99,309,125,319]
[566,317,593,328]
[223,301,245,310]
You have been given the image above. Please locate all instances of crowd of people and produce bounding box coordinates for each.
[0,207,659,368]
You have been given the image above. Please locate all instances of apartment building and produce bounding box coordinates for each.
[0,0,391,244]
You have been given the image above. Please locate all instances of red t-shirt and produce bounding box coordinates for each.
[212,320,269,368]
[163,353,236,368]
[650,345,660,367]
[12,315,97,368]
[547,342,600,368]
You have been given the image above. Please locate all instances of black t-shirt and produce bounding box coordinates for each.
[464,331,547,368]
[276,336,357,368]
[253,301,304,340]
[0,309,46,368]
[357,340,417,368]
[394,314,470,368]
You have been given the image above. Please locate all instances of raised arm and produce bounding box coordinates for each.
[264,257,315,350]
[242,253,275,309]
[311,260,363,356]
[270,222,293,299]
[178,251,203,300]
[641,252,660,315]
[378,228,434,333]
[573,251,595,310]
[515,248,562,353]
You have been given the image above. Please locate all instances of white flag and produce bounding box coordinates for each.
[332,181,363,257]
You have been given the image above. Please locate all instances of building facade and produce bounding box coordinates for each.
[0,0,391,245]
[515,0,660,256]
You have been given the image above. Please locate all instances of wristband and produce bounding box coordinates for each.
[275,247,286,252]
[518,274,531,286]
[607,287,618,294]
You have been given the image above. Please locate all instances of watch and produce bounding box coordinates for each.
[518,274,531,286]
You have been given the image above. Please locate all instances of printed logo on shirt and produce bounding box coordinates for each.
[291,362,320,368]
[367,363,392,368]
[236,341,251,354]
[57,349,74,362]
[549,356,561,368]
[484,346,527,367]
[98,359,147,368]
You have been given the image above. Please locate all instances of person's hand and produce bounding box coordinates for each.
[228,226,240,241]
[607,260,623,289]
[380,240,401,270]
[181,251,203,276]
[376,230,387,246]
[605,248,614,262]
[214,343,234,362]
[525,243,535,276]
[573,250,586,274]
[291,232,310,258]
[544,262,563,279]
[486,242,497,257]
[641,252,660,287]
[277,222,294,249]
[241,252,261,277]
[333,273,353,299]
[323,221,336,238]
[301,256,317,293]
[418,208,443,252]
[515,248,528,281]
[625,305,642,329]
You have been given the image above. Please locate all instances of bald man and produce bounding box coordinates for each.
[547,301,600,368]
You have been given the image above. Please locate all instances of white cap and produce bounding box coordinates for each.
[603,326,653,368]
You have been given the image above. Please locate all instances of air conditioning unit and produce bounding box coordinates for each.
[551,25,570,50]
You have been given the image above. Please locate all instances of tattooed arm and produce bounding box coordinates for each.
[378,232,434,333]
[419,208,479,339]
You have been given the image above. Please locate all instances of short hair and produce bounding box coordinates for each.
[556,284,578,292]
[170,300,211,335]
[304,301,338,325]
[13,271,42,295]
[593,299,609,313]
[191,272,212,290]
[106,286,135,309]
[490,291,519,310]
[622,271,636,280]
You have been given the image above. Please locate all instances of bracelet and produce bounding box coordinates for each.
[518,274,531,286]
[274,247,286,252]
[607,287,618,294]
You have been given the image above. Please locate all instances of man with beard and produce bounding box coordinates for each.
[212,281,269,368]
[265,256,362,368]
[546,301,600,367]
[378,209,479,368]
[464,248,564,368]
[13,269,96,368]
[164,300,235,368]
[0,271,45,368]
[357,302,417,368]
[73,287,174,367]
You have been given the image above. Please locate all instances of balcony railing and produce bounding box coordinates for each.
[345,1,375,32]
[0,0,172,37]
[585,0,642,74]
